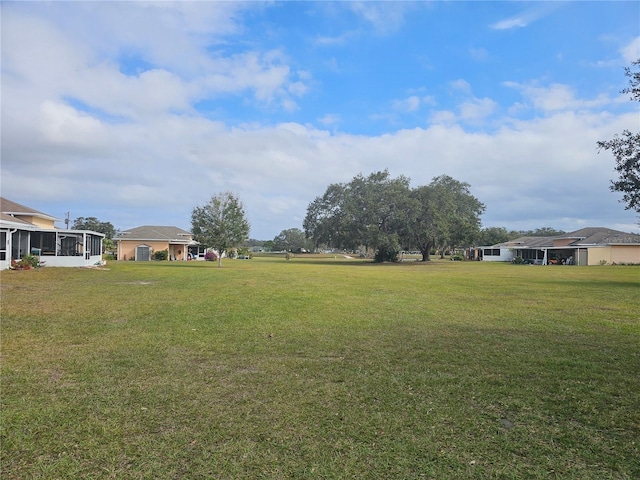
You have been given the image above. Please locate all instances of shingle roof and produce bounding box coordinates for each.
[0,212,36,227]
[116,225,193,242]
[0,197,59,222]
[501,236,555,248]
[489,227,640,248]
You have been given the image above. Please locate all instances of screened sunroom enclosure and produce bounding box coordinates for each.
[9,229,104,267]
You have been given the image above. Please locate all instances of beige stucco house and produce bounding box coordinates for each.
[480,227,640,265]
[0,197,104,269]
[115,226,201,261]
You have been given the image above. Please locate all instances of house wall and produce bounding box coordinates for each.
[117,240,194,261]
[15,215,56,229]
[587,246,611,266]
[481,247,515,262]
[610,245,640,265]
[118,240,170,261]
[41,253,104,267]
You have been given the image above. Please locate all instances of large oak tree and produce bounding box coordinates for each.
[407,175,484,261]
[304,171,484,262]
[304,170,414,262]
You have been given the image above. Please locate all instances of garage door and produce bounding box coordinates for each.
[136,245,151,261]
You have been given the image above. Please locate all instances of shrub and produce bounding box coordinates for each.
[512,256,525,264]
[204,251,218,262]
[153,249,169,261]
[374,239,400,263]
[11,255,40,270]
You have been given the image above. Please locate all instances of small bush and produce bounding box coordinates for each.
[154,249,169,261]
[512,256,525,264]
[374,238,401,263]
[11,255,40,270]
[204,251,218,262]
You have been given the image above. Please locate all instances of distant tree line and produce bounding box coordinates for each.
[476,226,566,247]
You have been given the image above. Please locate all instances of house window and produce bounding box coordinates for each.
[59,234,83,256]
[12,230,29,259]
[30,232,57,255]
[88,235,102,255]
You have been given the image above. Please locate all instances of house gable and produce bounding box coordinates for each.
[0,197,59,229]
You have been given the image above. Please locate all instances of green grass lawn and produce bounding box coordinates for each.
[1,257,639,479]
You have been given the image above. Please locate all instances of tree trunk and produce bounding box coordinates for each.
[419,240,432,262]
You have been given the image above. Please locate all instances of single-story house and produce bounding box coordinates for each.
[480,227,640,266]
[115,226,203,261]
[0,197,105,269]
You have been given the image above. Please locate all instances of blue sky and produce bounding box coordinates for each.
[2,1,639,239]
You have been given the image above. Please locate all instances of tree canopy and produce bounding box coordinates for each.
[191,192,250,267]
[597,59,640,215]
[72,217,116,239]
[272,228,312,252]
[304,171,484,262]
[407,175,485,261]
[304,170,414,261]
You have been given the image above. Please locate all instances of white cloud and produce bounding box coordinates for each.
[39,101,109,147]
[450,79,472,95]
[4,104,636,237]
[2,4,307,122]
[490,3,561,30]
[2,2,637,239]
[491,16,527,30]
[348,2,411,34]
[429,110,457,125]
[318,114,342,126]
[503,82,613,112]
[621,36,640,63]
[391,95,436,113]
[459,97,497,121]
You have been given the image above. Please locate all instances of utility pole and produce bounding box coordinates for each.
[65,212,70,229]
